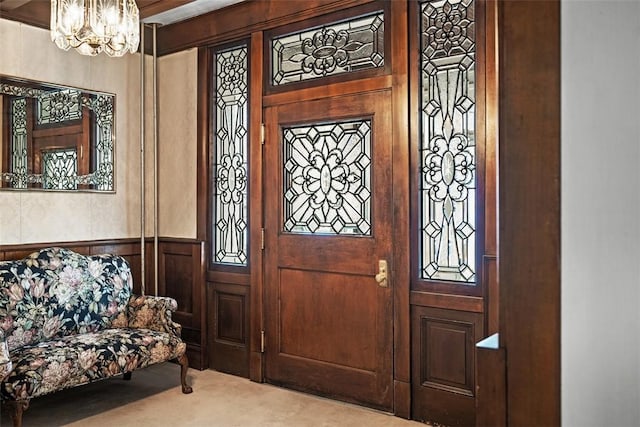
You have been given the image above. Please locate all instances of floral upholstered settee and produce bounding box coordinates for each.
[0,247,192,427]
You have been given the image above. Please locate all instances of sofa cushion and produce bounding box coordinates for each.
[0,328,186,401]
[0,248,132,351]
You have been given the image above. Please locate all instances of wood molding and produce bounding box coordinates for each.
[391,0,411,407]
[412,306,484,426]
[411,291,484,313]
[476,334,506,427]
[498,0,561,425]
[248,30,265,383]
[156,0,375,56]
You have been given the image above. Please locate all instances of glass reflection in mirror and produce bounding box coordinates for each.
[0,76,115,191]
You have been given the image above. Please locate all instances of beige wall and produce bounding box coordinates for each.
[0,18,142,244]
[157,49,198,239]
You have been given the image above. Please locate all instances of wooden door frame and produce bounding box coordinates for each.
[190,0,561,423]
[498,0,561,425]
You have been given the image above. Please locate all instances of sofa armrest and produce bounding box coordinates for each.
[126,295,182,337]
[0,329,12,381]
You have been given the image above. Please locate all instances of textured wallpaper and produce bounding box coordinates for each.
[0,18,142,244]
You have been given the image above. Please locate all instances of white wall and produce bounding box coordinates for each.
[0,19,143,244]
[562,1,640,425]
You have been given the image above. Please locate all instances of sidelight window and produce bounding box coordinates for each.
[211,43,250,266]
[419,0,476,284]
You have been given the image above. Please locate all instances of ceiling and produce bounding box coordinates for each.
[0,0,245,30]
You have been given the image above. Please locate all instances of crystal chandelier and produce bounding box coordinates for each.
[50,0,140,57]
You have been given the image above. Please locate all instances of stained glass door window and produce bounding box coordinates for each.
[283,120,371,235]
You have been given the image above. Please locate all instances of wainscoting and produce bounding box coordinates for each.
[0,238,207,370]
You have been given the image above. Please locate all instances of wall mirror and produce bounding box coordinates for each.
[0,75,115,192]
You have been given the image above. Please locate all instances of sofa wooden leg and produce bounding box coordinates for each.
[7,399,29,427]
[178,353,193,394]
[123,371,132,380]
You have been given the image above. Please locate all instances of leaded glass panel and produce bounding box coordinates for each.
[271,12,384,86]
[83,94,114,190]
[283,120,371,235]
[1,82,115,191]
[212,44,249,266]
[36,89,82,125]
[42,149,78,190]
[9,98,28,189]
[420,0,476,283]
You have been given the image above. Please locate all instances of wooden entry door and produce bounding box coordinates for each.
[263,90,394,410]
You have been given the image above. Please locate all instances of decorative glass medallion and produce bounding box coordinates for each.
[283,120,371,235]
[271,12,384,86]
[212,44,249,265]
[420,0,476,283]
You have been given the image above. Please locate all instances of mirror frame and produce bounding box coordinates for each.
[0,75,116,193]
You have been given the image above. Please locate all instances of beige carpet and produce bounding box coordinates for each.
[0,363,426,426]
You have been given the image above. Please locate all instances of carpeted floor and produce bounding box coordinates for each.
[0,363,426,426]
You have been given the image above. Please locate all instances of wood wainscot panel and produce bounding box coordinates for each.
[411,306,484,426]
[92,242,146,296]
[158,240,206,370]
[0,240,145,292]
[0,238,207,369]
[208,282,250,378]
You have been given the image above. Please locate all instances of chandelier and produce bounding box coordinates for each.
[50,0,140,57]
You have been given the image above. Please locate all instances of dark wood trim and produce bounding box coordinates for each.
[263,75,393,108]
[412,306,484,426]
[410,291,484,314]
[208,281,250,377]
[498,0,561,425]
[483,255,499,334]
[390,0,411,418]
[483,0,499,338]
[196,47,210,242]
[137,0,196,18]
[157,0,375,56]
[153,239,207,370]
[476,334,506,426]
[248,30,265,383]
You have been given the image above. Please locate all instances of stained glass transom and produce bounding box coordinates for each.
[271,12,384,86]
[283,120,371,235]
[212,44,249,266]
[42,149,78,190]
[420,0,476,283]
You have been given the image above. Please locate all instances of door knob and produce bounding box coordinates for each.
[375,260,388,287]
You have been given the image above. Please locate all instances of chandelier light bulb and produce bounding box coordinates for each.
[51,0,140,57]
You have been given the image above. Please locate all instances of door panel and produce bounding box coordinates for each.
[264,90,393,410]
